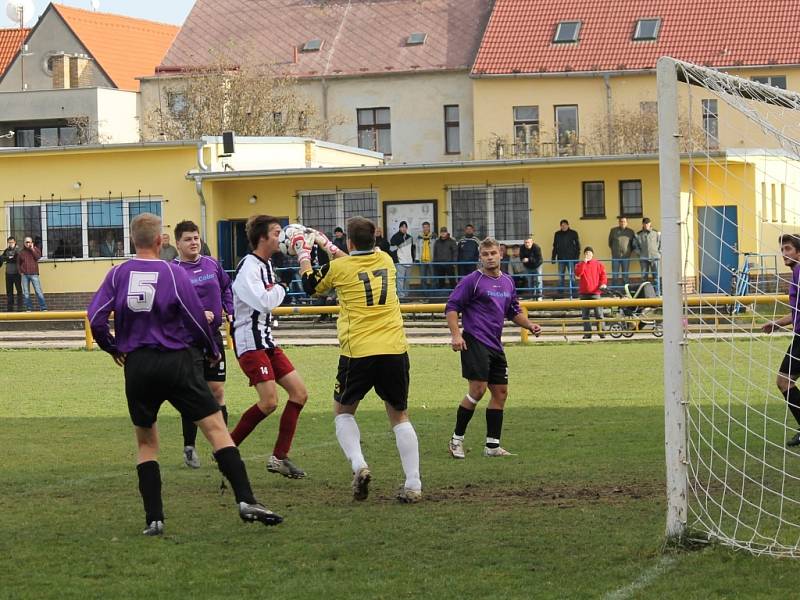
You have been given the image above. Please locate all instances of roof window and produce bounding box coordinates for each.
[302,39,323,52]
[553,21,581,43]
[406,32,427,46]
[633,18,661,41]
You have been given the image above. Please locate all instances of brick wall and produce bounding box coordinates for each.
[40,292,95,311]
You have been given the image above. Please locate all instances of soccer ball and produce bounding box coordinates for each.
[278,223,307,256]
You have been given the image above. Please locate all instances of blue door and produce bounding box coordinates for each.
[697,205,738,294]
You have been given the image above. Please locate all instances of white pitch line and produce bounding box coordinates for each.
[602,555,678,600]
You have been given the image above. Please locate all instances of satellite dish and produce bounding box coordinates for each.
[5,0,35,25]
[90,0,99,11]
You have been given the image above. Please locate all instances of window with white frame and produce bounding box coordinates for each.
[299,190,379,237]
[449,185,530,242]
[4,199,162,260]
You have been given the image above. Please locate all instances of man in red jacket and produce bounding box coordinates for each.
[574,246,607,339]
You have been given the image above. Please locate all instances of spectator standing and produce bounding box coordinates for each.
[200,239,212,256]
[520,237,544,300]
[99,231,116,257]
[17,236,47,312]
[417,221,435,294]
[552,219,580,298]
[332,227,349,255]
[159,233,178,261]
[2,236,22,312]
[433,226,457,289]
[375,226,391,254]
[508,246,527,290]
[390,221,415,298]
[636,218,661,283]
[457,224,480,279]
[499,244,509,274]
[608,216,637,287]
[574,246,607,339]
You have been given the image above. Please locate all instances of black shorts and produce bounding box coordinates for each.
[203,331,226,382]
[781,336,800,378]
[460,331,508,385]
[334,353,409,411]
[124,347,220,428]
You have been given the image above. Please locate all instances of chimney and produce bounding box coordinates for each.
[69,54,92,88]
[51,53,71,89]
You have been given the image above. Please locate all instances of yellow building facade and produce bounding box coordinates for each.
[471,67,800,160]
[1,140,796,305]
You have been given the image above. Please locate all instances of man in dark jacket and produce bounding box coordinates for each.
[520,237,544,299]
[332,227,349,255]
[433,227,457,289]
[17,236,47,311]
[608,216,637,287]
[552,219,580,298]
[457,224,480,279]
[375,226,391,254]
[1,236,22,311]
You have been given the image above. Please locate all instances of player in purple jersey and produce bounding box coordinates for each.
[88,213,282,535]
[762,234,800,447]
[445,237,541,459]
[173,220,234,469]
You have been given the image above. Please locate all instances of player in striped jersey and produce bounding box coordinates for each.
[228,215,309,479]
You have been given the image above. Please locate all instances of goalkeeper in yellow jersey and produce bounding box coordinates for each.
[296,216,422,503]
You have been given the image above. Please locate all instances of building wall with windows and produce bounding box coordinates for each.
[140,71,475,164]
[0,143,201,295]
[472,67,800,160]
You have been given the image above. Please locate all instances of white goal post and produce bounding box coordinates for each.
[658,56,800,555]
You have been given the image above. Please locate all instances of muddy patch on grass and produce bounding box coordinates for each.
[416,481,662,507]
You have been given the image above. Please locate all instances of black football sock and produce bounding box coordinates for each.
[137,461,164,525]
[214,446,257,504]
[181,415,198,448]
[454,404,475,437]
[485,409,504,448]
[785,387,800,427]
[220,404,229,426]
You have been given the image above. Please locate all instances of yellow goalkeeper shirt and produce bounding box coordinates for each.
[313,250,408,358]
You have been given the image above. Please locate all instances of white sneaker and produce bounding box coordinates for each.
[352,467,371,501]
[483,446,516,457]
[183,446,200,469]
[449,438,465,459]
[396,486,422,503]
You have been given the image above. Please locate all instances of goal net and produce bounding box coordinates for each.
[658,57,800,556]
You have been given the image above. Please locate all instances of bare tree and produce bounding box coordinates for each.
[585,105,710,155]
[142,61,340,141]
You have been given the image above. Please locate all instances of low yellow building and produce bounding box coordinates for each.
[1,138,796,307]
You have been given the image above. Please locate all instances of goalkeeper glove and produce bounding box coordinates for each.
[291,232,312,263]
[313,230,342,257]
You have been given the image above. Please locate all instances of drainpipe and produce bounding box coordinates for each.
[604,74,614,153]
[194,141,211,240]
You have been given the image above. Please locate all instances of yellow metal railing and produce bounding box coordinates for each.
[0,294,788,350]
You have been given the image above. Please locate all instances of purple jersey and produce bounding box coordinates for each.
[173,255,233,329]
[791,264,800,333]
[88,258,219,356]
[445,270,521,352]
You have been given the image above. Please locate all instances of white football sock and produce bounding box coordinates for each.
[334,413,367,472]
[393,421,421,491]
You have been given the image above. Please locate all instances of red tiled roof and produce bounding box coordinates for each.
[0,28,29,77]
[158,0,492,78]
[52,4,179,90]
[473,0,800,75]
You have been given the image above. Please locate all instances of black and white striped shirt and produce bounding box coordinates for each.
[231,253,286,358]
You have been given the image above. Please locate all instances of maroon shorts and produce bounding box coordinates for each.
[237,348,295,386]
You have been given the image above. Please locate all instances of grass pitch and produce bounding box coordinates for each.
[1,343,799,599]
